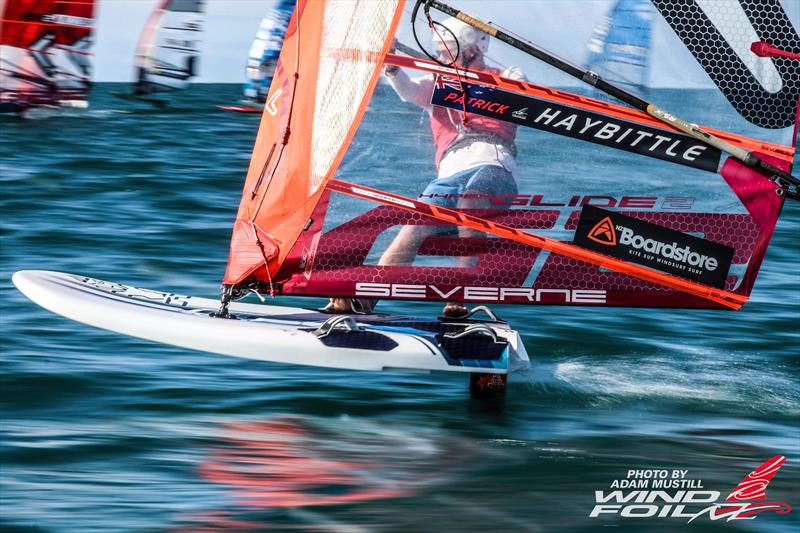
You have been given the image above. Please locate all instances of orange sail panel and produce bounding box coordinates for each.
[223,0,405,286]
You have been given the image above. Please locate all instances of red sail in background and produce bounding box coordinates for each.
[0,0,95,110]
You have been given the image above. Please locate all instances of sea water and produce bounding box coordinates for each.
[1,84,798,531]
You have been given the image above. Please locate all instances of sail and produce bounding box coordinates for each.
[652,0,800,131]
[223,0,405,286]
[224,0,797,310]
[585,0,654,94]
[133,0,205,95]
[243,0,294,103]
[0,0,95,110]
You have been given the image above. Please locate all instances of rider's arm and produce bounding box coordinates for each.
[501,66,527,82]
[384,67,434,109]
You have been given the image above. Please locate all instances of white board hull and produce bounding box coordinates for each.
[12,271,529,374]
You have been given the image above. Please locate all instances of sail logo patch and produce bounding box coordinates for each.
[511,107,528,119]
[41,14,93,27]
[266,88,282,116]
[588,216,617,245]
[589,455,792,522]
[430,76,722,173]
[574,206,734,288]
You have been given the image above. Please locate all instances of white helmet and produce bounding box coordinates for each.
[432,16,490,56]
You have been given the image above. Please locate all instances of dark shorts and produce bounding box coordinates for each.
[419,165,517,209]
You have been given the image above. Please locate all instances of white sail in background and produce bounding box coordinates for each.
[133,0,205,96]
[243,0,294,103]
[586,0,655,94]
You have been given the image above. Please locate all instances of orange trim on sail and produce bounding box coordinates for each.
[223,1,407,286]
[327,178,747,310]
[384,53,795,163]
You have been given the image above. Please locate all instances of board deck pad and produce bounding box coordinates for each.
[12,271,529,374]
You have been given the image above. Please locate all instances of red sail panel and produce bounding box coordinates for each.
[223,0,405,286]
[224,1,790,311]
[1,0,93,48]
[0,0,95,108]
[268,154,785,309]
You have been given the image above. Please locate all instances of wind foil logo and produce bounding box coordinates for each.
[574,205,734,288]
[590,456,792,522]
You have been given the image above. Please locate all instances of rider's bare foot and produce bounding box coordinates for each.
[323,298,375,314]
[443,302,468,318]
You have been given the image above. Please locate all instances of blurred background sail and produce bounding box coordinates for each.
[0,0,95,112]
[242,0,294,105]
[132,0,205,96]
[585,0,655,95]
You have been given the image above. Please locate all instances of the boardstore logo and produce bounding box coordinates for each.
[613,225,721,273]
[590,456,792,522]
[574,206,734,288]
[588,216,616,245]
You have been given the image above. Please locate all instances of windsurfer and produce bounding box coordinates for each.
[327,17,525,317]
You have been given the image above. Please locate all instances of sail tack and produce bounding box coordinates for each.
[0,0,96,110]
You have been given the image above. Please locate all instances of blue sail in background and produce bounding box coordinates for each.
[243,0,294,103]
[585,0,654,94]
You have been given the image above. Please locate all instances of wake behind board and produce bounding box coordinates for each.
[217,105,262,113]
[12,271,529,375]
[110,91,168,108]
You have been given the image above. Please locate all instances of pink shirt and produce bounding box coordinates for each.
[386,66,523,176]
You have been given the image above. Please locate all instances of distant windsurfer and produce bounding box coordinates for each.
[327,17,525,317]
